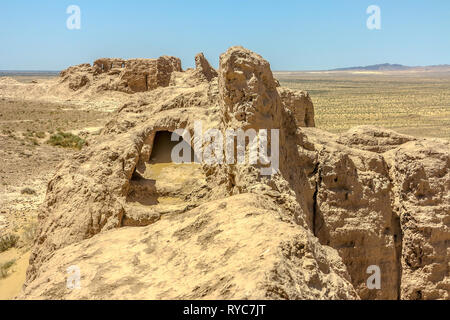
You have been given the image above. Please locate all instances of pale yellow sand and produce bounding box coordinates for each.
[0,249,30,300]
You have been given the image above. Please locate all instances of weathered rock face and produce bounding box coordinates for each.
[195,53,218,82]
[384,139,450,300]
[20,194,358,300]
[304,129,401,299]
[21,46,449,300]
[219,46,282,130]
[59,63,93,91]
[60,56,182,93]
[301,128,450,300]
[278,87,315,128]
[337,126,416,153]
[216,46,315,233]
[93,58,126,74]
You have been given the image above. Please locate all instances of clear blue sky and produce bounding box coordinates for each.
[1,0,449,70]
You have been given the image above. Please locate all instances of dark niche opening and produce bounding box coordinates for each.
[149,131,196,164]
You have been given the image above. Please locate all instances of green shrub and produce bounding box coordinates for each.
[0,234,19,253]
[21,187,36,195]
[46,131,86,150]
[0,260,16,279]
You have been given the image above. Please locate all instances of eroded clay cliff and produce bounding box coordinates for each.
[19,46,449,300]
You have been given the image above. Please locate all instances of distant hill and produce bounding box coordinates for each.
[330,63,450,72]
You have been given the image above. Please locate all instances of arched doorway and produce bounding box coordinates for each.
[123,130,206,227]
[149,131,196,164]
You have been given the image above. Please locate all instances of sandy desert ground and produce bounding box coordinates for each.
[275,70,450,139]
[0,76,111,299]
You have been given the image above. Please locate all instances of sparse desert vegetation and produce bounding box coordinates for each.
[0,234,19,253]
[21,187,37,195]
[47,131,86,150]
[0,259,16,279]
[0,98,107,133]
[0,79,111,299]
[277,71,450,139]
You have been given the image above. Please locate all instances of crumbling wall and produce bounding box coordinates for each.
[93,58,126,74]
[24,46,449,300]
[59,56,182,93]
[219,46,282,130]
[278,87,315,127]
[195,53,218,81]
[384,139,450,300]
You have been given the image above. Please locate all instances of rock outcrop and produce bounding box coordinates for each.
[21,194,358,300]
[304,128,401,299]
[20,46,449,300]
[194,53,218,82]
[384,140,449,299]
[60,56,182,94]
[219,47,282,130]
[278,87,315,127]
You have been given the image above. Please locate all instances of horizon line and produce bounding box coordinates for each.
[1,62,450,74]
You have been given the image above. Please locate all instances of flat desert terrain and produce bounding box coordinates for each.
[0,73,110,299]
[276,70,450,139]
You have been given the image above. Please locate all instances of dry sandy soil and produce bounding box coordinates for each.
[0,53,448,300]
[275,70,450,140]
[0,87,110,299]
